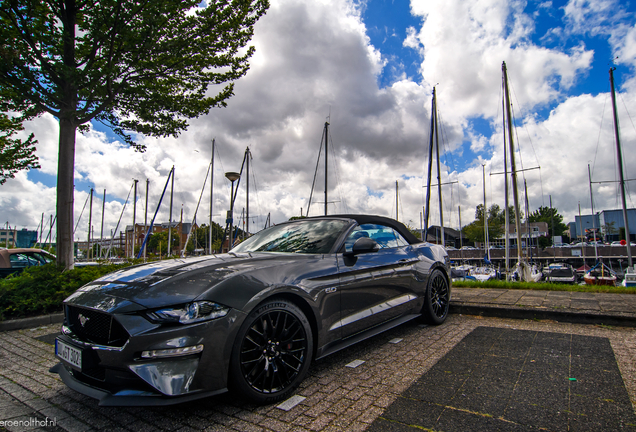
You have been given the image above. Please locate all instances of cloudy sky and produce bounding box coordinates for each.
[3,0,636,244]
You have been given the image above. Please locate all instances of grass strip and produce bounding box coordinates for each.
[453,279,636,294]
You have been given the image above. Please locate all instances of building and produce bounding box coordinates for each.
[568,214,601,242]
[425,226,465,246]
[0,228,38,248]
[487,221,549,248]
[568,209,636,242]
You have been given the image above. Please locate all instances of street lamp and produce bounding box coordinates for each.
[225,172,240,251]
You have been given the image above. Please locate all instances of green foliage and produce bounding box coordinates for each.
[602,221,617,239]
[147,229,179,256]
[0,113,40,184]
[0,0,269,268]
[462,204,506,243]
[0,263,130,321]
[0,0,270,143]
[537,235,552,248]
[194,223,224,252]
[528,206,568,236]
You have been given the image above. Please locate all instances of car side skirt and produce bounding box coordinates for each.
[314,313,421,360]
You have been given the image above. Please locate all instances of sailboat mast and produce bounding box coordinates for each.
[324,121,329,216]
[144,180,148,261]
[423,87,436,240]
[433,88,445,247]
[246,147,250,237]
[396,180,399,221]
[482,164,489,259]
[132,179,138,259]
[210,139,215,254]
[588,164,599,261]
[88,188,93,260]
[100,189,105,258]
[167,166,174,257]
[502,62,524,264]
[502,86,510,277]
[524,179,531,262]
[609,67,633,267]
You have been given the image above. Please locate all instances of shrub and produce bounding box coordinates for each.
[0,263,129,321]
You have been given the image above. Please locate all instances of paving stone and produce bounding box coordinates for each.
[1,298,636,432]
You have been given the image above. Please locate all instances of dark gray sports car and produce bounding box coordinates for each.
[50,215,450,406]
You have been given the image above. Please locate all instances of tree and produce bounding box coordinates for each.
[602,221,617,241]
[0,0,269,269]
[528,206,567,237]
[148,229,179,257]
[0,113,40,184]
[462,204,506,243]
[194,222,224,252]
[537,235,551,249]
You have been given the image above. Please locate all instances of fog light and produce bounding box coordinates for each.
[141,344,204,359]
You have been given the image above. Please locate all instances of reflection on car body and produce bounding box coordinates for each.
[50,215,450,406]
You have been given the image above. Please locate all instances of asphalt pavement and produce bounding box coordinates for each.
[0,287,634,431]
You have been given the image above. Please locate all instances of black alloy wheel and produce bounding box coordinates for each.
[230,299,313,404]
[422,268,450,325]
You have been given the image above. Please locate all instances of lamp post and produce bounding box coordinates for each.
[225,172,240,251]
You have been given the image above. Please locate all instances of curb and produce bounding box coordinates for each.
[450,303,636,328]
[0,313,64,332]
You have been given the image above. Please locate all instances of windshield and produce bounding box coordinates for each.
[232,219,349,254]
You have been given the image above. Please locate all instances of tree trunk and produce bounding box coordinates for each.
[57,117,77,270]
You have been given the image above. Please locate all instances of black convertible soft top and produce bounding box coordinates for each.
[304,214,423,245]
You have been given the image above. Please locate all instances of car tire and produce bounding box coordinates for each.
[421,268,450,325]
[229,299,313,405]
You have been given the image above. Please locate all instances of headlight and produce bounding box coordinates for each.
[147,301,229,324]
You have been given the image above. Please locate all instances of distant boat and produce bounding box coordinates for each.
[451,264,471,281]
[544,262,576,284]
[622,265,636,287]
[575,264,591,279]
[470,266,498,282]
[584,261,617,286]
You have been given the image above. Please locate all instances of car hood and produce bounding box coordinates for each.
[64,252,322,311]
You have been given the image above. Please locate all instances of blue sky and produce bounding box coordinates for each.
[4,0,636,241]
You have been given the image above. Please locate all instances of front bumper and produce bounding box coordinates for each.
[50,362,226,406]
[49,308,246,406]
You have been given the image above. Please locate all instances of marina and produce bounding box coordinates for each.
[447,244,635,283]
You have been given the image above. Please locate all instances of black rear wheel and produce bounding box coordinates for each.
[421,268,450,325]
[230,299,313,404]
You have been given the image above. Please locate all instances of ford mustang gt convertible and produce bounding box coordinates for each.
[50,215,451,406]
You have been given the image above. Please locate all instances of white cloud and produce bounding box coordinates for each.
[410,0,593,121]
[4,0,636,247]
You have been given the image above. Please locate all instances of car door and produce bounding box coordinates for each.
[335,224,421,339]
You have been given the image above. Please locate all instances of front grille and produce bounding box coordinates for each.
[66,306,129,347]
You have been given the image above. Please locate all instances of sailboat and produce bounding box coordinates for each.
[584,261,617,286]
[501,62,534,281]
[307,121,332,216]
[423,86,445,246]
[584,67,632,286]
[468,164,498,281]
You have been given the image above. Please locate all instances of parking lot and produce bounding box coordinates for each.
[1,311,635,432]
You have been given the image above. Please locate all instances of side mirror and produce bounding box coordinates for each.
[344,237,380,257]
